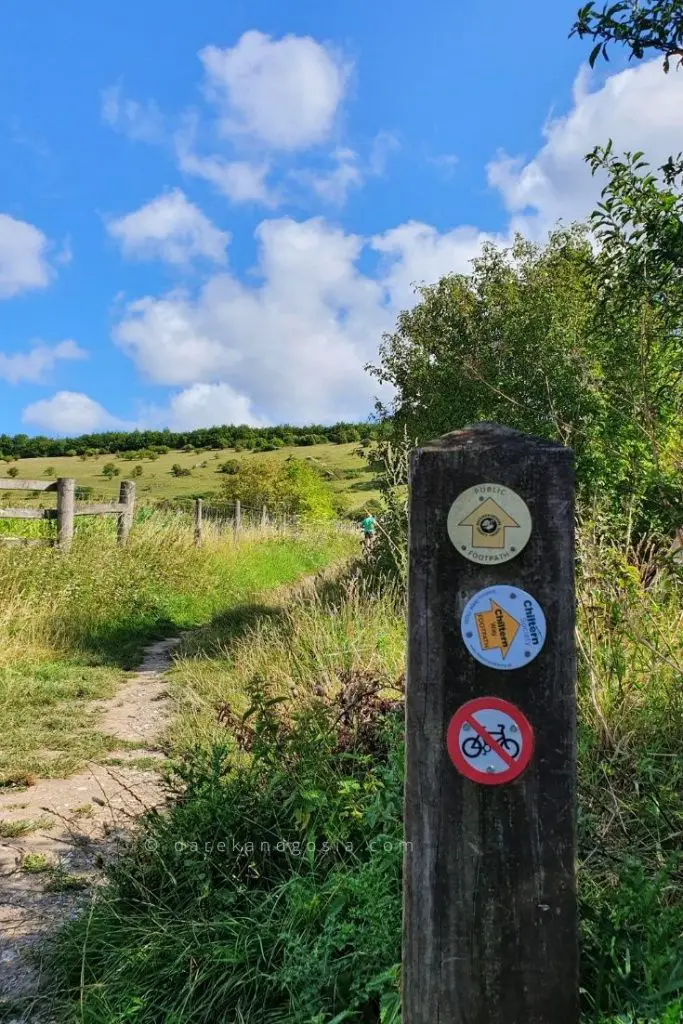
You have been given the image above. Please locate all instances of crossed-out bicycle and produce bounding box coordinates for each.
[461,722,520,760]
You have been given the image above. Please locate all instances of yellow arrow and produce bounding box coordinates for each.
[474,600,520,657]
[458,498,519,549]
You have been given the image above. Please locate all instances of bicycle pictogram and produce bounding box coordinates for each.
[461,722,520,760]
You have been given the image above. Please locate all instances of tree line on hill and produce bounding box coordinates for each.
[0,421,382,462]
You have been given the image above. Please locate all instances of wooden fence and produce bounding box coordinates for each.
[0,478,136,553]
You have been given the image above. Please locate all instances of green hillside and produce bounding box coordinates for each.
[0,442,381,516]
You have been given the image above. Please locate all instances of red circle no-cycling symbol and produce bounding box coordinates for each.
[446,696,534,786]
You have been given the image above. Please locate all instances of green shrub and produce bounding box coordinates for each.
[50,676,404,1022]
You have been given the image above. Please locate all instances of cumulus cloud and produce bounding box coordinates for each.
[295,148,363,206]
[200,31,348,151]
[111,214,493,424]
[0,214,54,298]
[175,119,274,204]
[0,340,87,385]
[144,382,266,430]
[96,57,683,427]
[108,189,230,265]
[101,85,165,144]
[487,59,683,238]
[22,391,128,435]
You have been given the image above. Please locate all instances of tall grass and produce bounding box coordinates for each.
[0,513,356,668]
[0,513,356,784]
[43,534,683,1023]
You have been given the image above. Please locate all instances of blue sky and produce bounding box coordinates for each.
[1,0,681,436]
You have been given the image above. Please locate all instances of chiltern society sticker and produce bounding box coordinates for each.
[447,484,532,564]
[460,585,546,670]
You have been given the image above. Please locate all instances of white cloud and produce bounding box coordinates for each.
[95,57,683,428]
[111,215,485,423]
[0,214,53,298]
[292,134,400,207]
[101,85,165,144]
[175,120,274,204]
[369,131,400,176]
[108,189,229,265]
[144,382,266,430]
[427,153,460,178]
[0,340,87,385]
[22,392,128,435]
[200,31,349,150]
[296,148,363,206]
[487,59,683,238]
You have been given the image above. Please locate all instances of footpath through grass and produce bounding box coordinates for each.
[42,535,683,1024]
[0,514,355,786]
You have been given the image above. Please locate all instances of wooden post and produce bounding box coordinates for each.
[56,477,76,552]
[233,499,241,533]
[117,480,136,545]
[403,422,578,1024]
[195,498,204,547]
[261,504,268,529]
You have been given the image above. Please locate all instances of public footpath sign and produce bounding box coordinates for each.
[447,697,534,785]
[403,423,579,1024]
[460,585,546,669]
[447,483,532,564]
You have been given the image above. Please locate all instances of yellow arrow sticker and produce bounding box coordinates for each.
[447,484,532,564]
[474,600,520,657]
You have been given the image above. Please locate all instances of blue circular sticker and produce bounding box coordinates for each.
[460,585,546,670]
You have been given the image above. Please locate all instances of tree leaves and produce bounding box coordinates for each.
[571,1,683,71]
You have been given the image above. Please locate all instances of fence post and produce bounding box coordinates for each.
[233,499,241,534]
[194,498,204,547]
[56,477,76,552]
[403,422,578,1024]
[117,480,136,545]
[261,504,268,529]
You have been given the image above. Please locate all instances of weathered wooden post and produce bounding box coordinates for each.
[56,477,76,552]
[233,499,241,534]
[194,498,204,547]
[403,422,578,1024]
[117,480,136,545]
[261,504,268,529]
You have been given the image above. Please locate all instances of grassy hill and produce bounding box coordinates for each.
[0,442,380,516]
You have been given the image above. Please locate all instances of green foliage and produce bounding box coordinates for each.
[131,464,144,478]
[43,466,55,478]
[354,428,414,586]
[7,466,18,478]
[170,463,191,478]
[220,458,340,521]
[571,1,683,72]
[368,226,683,540]
[0,423,378,462]
[217,459,240,474]
[46,539,683,1022]
[50,676,404,1022]
[102,462,120,479]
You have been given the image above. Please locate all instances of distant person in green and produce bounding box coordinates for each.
[361,512,377,554]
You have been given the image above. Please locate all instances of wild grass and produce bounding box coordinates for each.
[0,513,356,784]
[42,535,683,1023]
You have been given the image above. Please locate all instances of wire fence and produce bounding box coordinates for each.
[137,497,360,542]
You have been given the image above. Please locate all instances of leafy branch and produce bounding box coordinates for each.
[571,1,683,71]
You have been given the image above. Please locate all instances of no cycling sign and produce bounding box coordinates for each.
[447,697,534,786]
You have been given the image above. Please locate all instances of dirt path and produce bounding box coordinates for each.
[0,637,182,1021]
